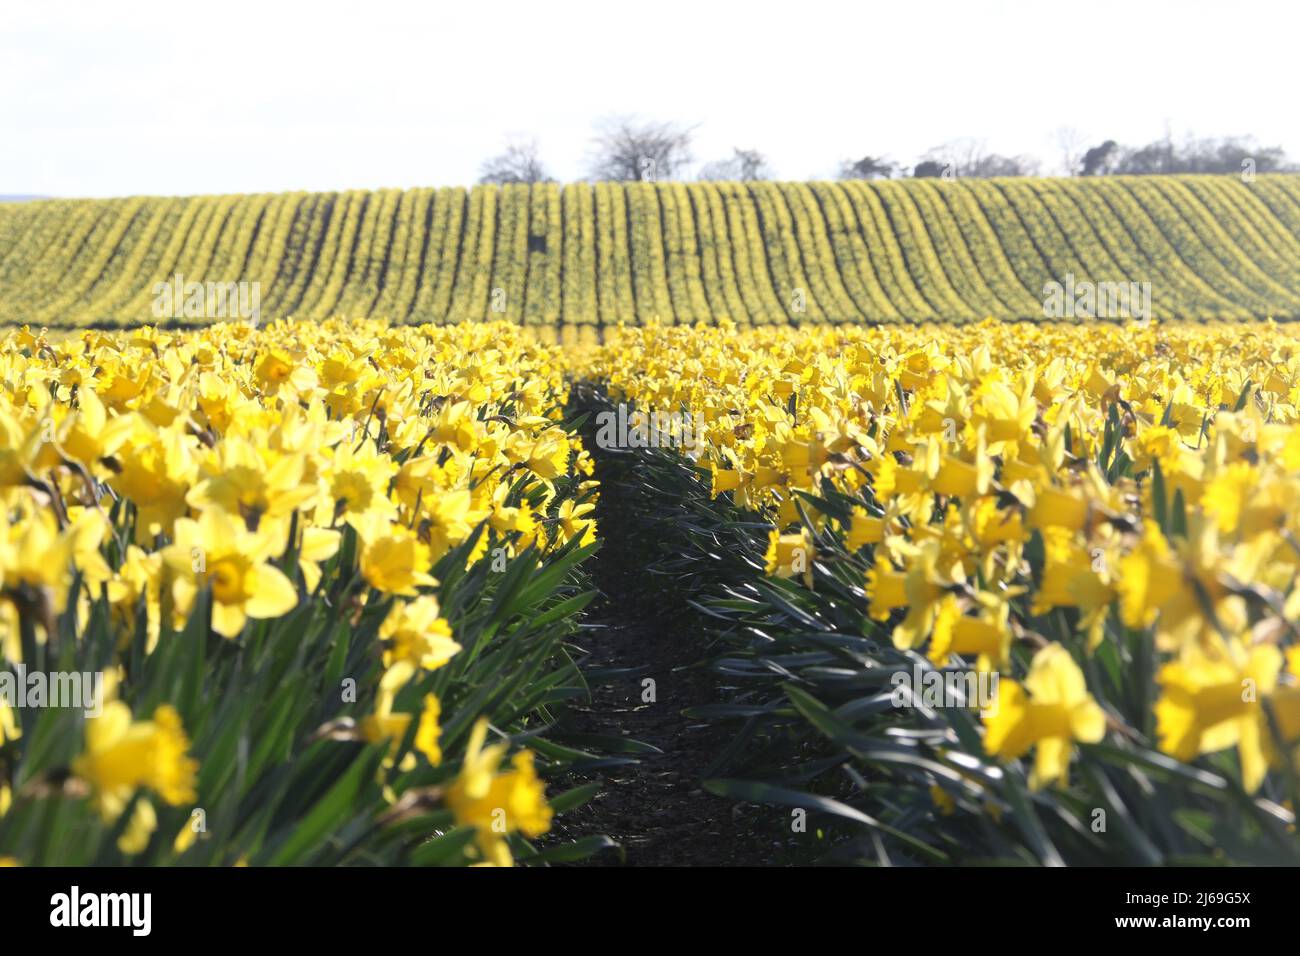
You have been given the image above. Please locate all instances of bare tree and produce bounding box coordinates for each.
[965,153,1039,177]
[838,155,896,180]
[915,139,1038,178]
[587,116,695,182]
[1054,127,1087,177]
[1115,131,1179,175]
[698,147,771,181]
[479,138,553,185]
[1115,134,1292,175]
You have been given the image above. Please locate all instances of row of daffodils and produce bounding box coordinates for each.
[583,318,1300,864]
[0,319,600,866]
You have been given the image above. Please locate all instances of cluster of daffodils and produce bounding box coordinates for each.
[0,319,595,863]
[585,320,1300,796]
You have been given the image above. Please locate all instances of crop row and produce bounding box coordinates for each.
[0,319,606,866]
[3,175,1298,327]
[575,320,1300,863]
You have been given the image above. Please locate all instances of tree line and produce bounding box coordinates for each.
[479,117,1296,184]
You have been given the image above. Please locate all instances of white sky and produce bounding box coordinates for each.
[2,0,1295,197]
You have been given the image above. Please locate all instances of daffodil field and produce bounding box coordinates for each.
[3,173,1300,868]
[0,320,604,866]
[3,175,1300,329]
[579,320,1300,864]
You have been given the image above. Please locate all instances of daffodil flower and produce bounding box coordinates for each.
[380,596,461,671]
[360,662,444,769]
[446,718,551,867]
[163,508,298,638]
[984,643,1106,790]
[765,529,815,587]
[1155,638,1282,793]
[71,701,198,822]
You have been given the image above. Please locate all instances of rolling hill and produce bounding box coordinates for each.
[2,175,1298,329]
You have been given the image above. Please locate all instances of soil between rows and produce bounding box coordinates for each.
[548,422,793,866]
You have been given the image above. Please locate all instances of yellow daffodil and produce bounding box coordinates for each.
[163,508,298,638]
[765,529,815,587]
[929,593,1013,671]
[380,596,461,671]
[71,702,198,821]
[555,499,598,549]
[360,662,444,769]
[984,643,1105,790]
[357,516,436,595]
[446,718,552,867]
[1155,638,1282,793]
[868,540,964,650]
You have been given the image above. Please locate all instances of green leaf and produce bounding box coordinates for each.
[703,778,948,863]
[263,746,384,866]
[516,834,617,864]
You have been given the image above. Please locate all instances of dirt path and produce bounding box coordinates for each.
[551,435,791,866]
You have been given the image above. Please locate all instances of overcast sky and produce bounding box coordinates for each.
[2,0,1295,197]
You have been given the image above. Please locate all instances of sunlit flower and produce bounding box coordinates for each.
[446,718,551,867]
[380,596,461,671]
[71,702,198,821]
[984,643,1106,790]
[163,508,298,638]
[1155,638,1282,793]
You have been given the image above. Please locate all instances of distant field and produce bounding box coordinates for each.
[2,175,1299,328]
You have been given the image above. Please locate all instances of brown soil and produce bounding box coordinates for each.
[548,437,795,866]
